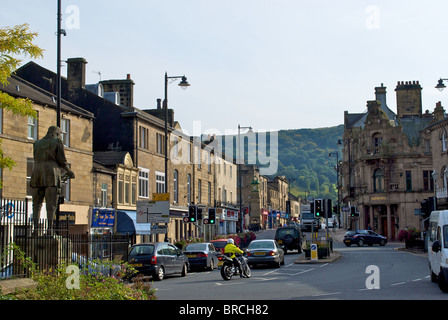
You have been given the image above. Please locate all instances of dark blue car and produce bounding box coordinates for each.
[344,230,387,247]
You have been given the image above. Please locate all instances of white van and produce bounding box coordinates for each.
[428,210,448,293]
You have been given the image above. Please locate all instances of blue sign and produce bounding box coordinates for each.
[91,209,115,227]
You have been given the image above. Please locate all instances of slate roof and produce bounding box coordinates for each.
[1,74,93,119]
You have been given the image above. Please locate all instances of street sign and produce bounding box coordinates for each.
[136,200,170,223]
[153,193,170,201]
[310,243,318,261]
[151,224,168,234]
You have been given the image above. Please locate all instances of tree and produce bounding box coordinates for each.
[0,23,43,173]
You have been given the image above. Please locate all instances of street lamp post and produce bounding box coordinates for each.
[238,124,252,232]
[163,73,190,193]
[163,72,189,242]
[329,151,340,230]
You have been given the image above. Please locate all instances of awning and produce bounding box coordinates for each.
[116,210,151,235]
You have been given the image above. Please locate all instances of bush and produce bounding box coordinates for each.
[1,243,157,300]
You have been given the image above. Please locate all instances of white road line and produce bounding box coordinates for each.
[292,268,314,276]
[312,292,341,297]
[391,282,406,286]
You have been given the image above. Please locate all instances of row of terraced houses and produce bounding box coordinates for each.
[0,57,298,245]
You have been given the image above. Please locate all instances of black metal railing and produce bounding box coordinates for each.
[0,198,130,279]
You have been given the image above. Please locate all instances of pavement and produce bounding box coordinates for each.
[294,227,427,264]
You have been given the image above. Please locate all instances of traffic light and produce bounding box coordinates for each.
[188,205,197,223]
[208,208,216,224]
[350,206,359,217]
[324,199,332,218]
[314,199,323,217]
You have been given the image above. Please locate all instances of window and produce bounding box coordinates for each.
[101,183,108,207]
[139,168,149,198]
[173,170,178,203]
[156,133,165,155]
[61,118,70,147]
[125,175,130,204]
[405,171,412,192]
[156,171,165,193]
[26,158,34,196]
[423,170,434,192]
[61,164,71,201]
[187,174,191,204]
[28,114,38,140]
[373,168,384,192]
[197,179,202,203]
[118,173,124,204]
[139,126,148,149]
[208,182,211,205]
[443,131,448,152]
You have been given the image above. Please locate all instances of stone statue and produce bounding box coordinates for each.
[30,126,75,233]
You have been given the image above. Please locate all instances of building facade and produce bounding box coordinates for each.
[341,82,435,240]
[0,74,94,234]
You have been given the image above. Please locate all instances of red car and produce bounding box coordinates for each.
[210,239,228,254]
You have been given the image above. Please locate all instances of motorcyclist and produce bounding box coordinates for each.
[224,238,245,277]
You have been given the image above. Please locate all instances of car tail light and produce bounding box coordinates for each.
[268,251,275,256]
[151,256,157,265]
[197,253,208,258]
[246,251,252,257]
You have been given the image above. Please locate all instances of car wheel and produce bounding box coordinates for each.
[154,266,165,281]
[438,270,448,293]
[379,239,386,246]
[357,239,364,247]
[345,243,351,247]
[181,263,188,277]
[209,259,214,271]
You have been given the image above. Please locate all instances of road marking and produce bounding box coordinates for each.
[292,268,314,276]
[262,269,279,276]
[391,282,406,286]
[312,292,341,297]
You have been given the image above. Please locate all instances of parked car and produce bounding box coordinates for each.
[127,242,189,281]
[183,242,219,270]
[210,239,228,254]
[343,230,387,247]
[274,225,304,254]
[246,239,284,268]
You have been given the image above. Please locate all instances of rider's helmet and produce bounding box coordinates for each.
[227,238,234,244]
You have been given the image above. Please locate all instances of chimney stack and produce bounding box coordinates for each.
[395,80,422,118]
[66,57,88,101]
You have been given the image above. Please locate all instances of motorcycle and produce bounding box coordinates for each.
[218,254,251,281]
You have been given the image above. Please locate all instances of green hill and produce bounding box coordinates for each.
[276,125,344,201]
[213,124,344,201]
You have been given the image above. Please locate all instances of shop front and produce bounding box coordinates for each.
[219,209,239,235]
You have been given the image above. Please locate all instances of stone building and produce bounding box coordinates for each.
[0,74,94,233]
[426,101,448,210]
[341,82,435,239]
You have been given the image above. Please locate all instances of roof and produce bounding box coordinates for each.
[1,74,93,119]
[93,151,129,167]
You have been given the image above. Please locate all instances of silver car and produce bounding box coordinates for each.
[246,239,285,268]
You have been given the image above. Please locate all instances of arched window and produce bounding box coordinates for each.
[373,168,384,192]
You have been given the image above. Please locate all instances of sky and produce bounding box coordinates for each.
[3,0,448,136]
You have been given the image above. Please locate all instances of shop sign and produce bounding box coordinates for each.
[91,209,115,227]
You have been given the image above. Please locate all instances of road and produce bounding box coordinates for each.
[151,229,447,301]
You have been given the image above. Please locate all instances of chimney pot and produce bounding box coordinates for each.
[127,74,131,80]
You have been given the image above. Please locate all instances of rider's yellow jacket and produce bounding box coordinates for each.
[224,243,244,259]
